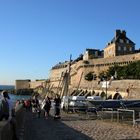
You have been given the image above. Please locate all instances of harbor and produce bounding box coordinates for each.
[1,104,140,140]
[1,1,140,139]
[0,89,140,140]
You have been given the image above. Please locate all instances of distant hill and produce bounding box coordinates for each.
[0,85,15,90]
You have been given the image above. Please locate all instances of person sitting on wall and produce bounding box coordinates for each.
[0,90,10,121]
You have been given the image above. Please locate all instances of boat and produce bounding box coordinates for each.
[87,99,140,111]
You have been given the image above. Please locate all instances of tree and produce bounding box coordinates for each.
[85,72,93,81]
[106,60,140,79]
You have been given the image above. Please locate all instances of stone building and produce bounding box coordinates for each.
[104,30,135,58]
[15,30,140,98]
[83,48,103,60]
[49,29,140,89]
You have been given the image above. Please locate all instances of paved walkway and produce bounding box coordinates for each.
[23,110,93,140]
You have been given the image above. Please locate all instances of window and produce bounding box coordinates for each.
[126,40,129,44]
[124,46,126,51]
[119,39,123,43]
[118,46,121,51]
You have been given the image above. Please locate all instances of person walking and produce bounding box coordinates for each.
[0,90,10,121]
[43,96,51,119]
[54,94,61,119]
[32,95,39,111]
[31,95,40,118]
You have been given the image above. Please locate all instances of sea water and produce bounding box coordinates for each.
[9,93,31,103]
[0,85,31,103]
[0,85,15,90]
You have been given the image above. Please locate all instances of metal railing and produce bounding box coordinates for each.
[117,109,137,125]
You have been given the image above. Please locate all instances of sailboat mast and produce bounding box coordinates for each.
[60,55,72,98]
[65,54,72,96]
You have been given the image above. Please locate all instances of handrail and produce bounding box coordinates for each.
[117,108,135,125]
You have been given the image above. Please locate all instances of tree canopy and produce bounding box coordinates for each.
[105,60,140,79]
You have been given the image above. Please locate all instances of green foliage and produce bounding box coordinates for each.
[83,60,89,64]
[98,71,107,80]
[106,60,140,79]
[85,72,93,81]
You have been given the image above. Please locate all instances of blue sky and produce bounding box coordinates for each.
[0,0,140,85]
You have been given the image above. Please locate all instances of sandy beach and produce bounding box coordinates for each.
[60,112,140,140]
[62,119,140,140]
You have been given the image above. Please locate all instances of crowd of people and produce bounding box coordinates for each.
[0,90,62,139]
[0,90,62,140]
[0,90,61,121]
[27,94,61,119]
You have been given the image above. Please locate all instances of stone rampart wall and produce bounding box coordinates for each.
[49,53,140,98]
[15,80,30,90]
[50,53,140,89]
[29,80,45,89]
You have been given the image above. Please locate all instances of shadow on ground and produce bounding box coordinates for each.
[23,111,94,140]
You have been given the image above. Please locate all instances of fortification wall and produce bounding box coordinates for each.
[70,80,140,99]
[50,53,140,89]
[70,52,140,88]
[49,67,68,88]
[15,80,30,90]
[29,80,45,89]
[49,53,140,99]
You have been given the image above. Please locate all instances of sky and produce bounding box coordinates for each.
[0,0,140,85]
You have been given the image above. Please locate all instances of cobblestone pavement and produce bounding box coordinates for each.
[23,110,93,140]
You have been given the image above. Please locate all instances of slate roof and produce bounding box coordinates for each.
[110,35,135,45]
[104,30,135,49]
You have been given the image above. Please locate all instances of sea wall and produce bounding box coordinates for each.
[0,105,24,140]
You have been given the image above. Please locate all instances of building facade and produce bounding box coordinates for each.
[49,30,140,89]
[104,30,135,58]
[15,30,140,92]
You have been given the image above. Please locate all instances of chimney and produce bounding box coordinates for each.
[115,29,121,39]
[122,30,126,37]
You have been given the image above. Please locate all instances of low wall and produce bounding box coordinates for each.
[0,105,24,140]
